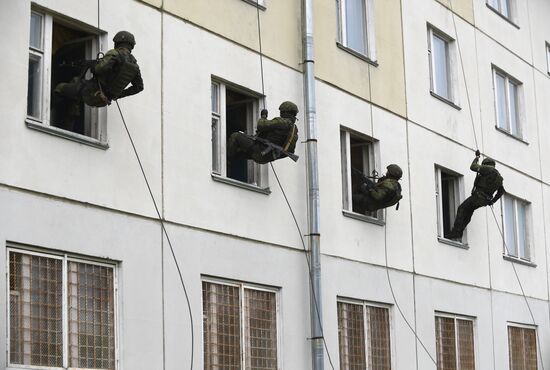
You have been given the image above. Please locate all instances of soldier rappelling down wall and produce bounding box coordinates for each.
[447,151,505,240]
[353,164,403,212]
[54,31,144,111]
[227,101,300,164]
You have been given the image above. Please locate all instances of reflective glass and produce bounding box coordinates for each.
[345,0,367,54]
[433,34,449,99]
[495,73,508,130]
[504,196,517,256]
[27,56,41,118]
[30,13,43,50]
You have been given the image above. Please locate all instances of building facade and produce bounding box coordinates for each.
[0,0,549,369]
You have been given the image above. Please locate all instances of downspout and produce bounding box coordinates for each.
[302,0,324,369]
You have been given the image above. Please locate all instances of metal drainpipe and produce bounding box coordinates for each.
[302,0,324,369]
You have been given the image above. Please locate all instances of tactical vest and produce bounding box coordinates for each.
[382,181,402,209]
[105,51,139,99]
[474,169,503,196]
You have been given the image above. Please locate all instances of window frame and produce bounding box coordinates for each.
[340,127,383,223]
[501,194,532,262]
[427,26,459,107]
[492,66,523,139]
[201,276,281,370]
[26,9,108,148]
[434,312,477,370]
[6,246,119,370]
[337,297,394,370]
[210,79,269,192]
[486,0,517,25]
[336,0,377,62]
[507,323,539,370]
[241,0,266,10]
[434,166,466,244]
[546,42,550,76]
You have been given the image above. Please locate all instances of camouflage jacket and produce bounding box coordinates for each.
[256,117,298,153]
[94,47,144,99]
[470,158,505,201]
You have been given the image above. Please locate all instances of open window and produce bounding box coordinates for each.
[26,10,105,143]
[340,128,381,221]
[435,166,464,242]
[211,80,267,189]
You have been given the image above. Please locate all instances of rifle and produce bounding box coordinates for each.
[252,136,299,162]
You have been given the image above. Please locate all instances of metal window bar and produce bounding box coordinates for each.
[244,288,278,370]
[436,316,457,370]
[203,282,241,370]
[366,305,391,370]
[456,319,475,370]
[9,251,63,367]
[338,302,366,370]
[68,261,115,369]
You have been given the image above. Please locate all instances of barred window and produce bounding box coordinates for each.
[435,315,475,370]
[508,325,538,370]
[337,300,391,370]
[8,249,116,369]
[202,279,278,370]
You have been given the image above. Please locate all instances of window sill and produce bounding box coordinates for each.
[26,119,109,150]
[342,210,385,226]
[486,4,520,29]
[241,0,266,10]
[336,42,378,67]
[430,91,462,111]
[503,255,536,267]
[211,173,271,195]
[438,237,469,249]
[494,126,529,145]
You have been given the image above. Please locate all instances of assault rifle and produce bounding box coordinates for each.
[253,136,299,162]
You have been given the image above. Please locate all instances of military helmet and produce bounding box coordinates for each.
[482,157,496,166]
[113,31,136,47]
[386,164,403,179]
[279,101,299,115]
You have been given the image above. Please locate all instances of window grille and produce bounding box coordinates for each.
[508,325,538,370]
[435,315,475,370]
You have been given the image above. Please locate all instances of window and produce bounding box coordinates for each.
[337,300,391,370]
[8,248,117,369]
[546,43,550,75]
[508,325,538,370]
[435,167,463,241]
[493,67,522,138]
[27,10,103,140]
[502,194,530,261]
[337,0,376,59]
[211,80,266,188]
[428,27,456,103]
[435,314,475,370]
[241,0,266,8]
[340,128,381,220]
[202,279,279,370]
[487,0,513,20]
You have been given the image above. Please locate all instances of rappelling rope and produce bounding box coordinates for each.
[256,0,266,108]
[447,1,545,368]
[366,57,379,178]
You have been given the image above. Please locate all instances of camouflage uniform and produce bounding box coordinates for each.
[227,101,299,164]
[447,156,505,239]
[353,164,403,212]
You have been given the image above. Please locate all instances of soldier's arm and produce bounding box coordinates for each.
[256,117,290,133]
[117,67,144,99]
[470,157,481,172]
[491,186,505,204]
[93,49,119,76]
[368,183,392,201]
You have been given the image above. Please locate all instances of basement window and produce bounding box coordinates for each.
[435,166,464,242]
[26,10,106,143]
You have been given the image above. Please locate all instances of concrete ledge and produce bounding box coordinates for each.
[26,119,109,150]
[342,210,385,226]
[212,173,271,195]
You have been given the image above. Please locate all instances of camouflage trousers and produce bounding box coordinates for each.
[227,132,279,164]
[55,77,108,108]
[449,192,492,238]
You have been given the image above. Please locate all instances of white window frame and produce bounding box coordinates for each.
[336,0,377,61]
[487,0,515,22]
[507,323,539,370]
[337,297,394,370]
[435,166,465,243]
[201,276,281,370]
[241,0,266,9]
[26,9,107,145]
[435,312,477,370]
[6,246,119,370]
[492,67,523,138]
[340,128,382,221]
[546,42,550,76]
[210,79,268,189]
[428,26,458,104]
[501,194,531,261]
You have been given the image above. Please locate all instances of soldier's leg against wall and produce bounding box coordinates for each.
[227,132,255,160]
[450,194,486,238]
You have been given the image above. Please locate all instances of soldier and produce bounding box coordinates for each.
[353,164,403,212]
[447,150,505,240]
[54,30,144,110]
[227,101,299,164]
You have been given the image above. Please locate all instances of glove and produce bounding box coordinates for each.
[475,149,481,157]
[261,109,268,118]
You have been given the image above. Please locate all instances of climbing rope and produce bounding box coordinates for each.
[270,163,336,370]
[447,1,545,368]
[256,0,266,108]
[115,101,195,369]
[366,55,379,178]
